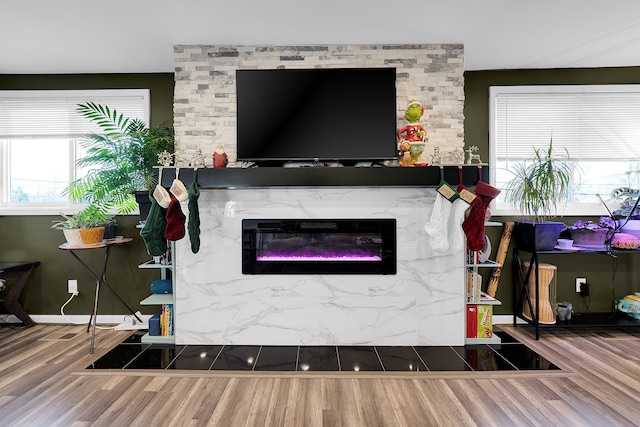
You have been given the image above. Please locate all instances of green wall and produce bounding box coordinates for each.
[465,66,640,314]
[2,69,640,320]
[0,73,174,317]
[0,73,174,127]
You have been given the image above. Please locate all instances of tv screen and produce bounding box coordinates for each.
[236,67,397,164]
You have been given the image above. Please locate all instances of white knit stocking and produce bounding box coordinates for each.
[424,193,453,251]
[448,198,471,252]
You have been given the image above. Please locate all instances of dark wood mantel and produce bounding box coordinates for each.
[157,164,489,189]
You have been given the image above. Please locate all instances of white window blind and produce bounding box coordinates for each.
[0,89,150,137]
[492,85,640,162]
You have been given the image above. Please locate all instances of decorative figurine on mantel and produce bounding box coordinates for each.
[212,143,228,168]
[448,147,465,165]
[431,145,441,166]
[397,99,427,166]
[158,150,174,167]
[466,145,482,164]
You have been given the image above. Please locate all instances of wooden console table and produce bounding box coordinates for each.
[58,237,141,353]
[0,261,40,326]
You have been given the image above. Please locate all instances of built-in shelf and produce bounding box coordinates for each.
[156,165,490,189]
[139,242,175,345]
[141,333,174,344]
[465,336,502,345]
[140,294,173,305]
[466,260,501,268]
[467,291,502,306]
[138,260,172,270]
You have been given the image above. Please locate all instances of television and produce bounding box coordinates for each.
[236,67,397,165]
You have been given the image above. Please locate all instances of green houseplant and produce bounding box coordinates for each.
[51,204,114,245]
[504,138,573,251]
[63,102,174,218]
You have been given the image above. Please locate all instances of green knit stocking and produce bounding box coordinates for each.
[141,199,168,256]
[187,170,201,254]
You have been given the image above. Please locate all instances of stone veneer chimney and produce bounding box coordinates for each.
[173,44,464,166]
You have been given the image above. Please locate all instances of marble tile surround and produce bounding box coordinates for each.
[174,187,465,346]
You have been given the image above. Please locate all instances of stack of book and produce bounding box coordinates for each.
[161,304,173,336]
[149,303,174,336]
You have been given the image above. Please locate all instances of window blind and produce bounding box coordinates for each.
[492,85,640,161]
[0,89,150,137]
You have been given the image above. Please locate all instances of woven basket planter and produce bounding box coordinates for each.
[79,227,105,245]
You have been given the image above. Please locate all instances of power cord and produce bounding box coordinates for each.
[60,292,116,330]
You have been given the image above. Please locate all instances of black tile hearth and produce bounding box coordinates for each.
[87,329,560,373]
[254,346,298,371]
[297,346,340,372]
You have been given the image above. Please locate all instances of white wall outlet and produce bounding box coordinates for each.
[575,277,587,293]
[68,279,78,294]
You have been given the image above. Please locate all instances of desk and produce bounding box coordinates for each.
[0,261,40,326]
[58,237,141,353]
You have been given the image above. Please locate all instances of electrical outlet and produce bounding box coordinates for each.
[575,277,587,293]
[68,279,78,294]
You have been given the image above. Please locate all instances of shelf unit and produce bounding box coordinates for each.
[512,247,640,340]
[138,242,175,344]
[465,246,502,345]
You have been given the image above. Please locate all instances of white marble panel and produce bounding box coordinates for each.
[175,187,466,346]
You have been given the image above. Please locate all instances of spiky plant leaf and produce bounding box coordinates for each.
[64,103,174,215]
[504,138,575,223]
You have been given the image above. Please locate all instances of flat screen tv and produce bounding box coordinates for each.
[236,67,397,165]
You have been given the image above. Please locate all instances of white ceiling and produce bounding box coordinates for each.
[3,0,640,74]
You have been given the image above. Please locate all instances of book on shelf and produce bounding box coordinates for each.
[160,304,173,336]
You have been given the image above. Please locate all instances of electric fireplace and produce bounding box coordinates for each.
[242,219,396,274]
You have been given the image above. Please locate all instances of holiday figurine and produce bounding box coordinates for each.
[397,99,427,166]
[212,144,228,168]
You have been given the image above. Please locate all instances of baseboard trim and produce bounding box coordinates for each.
[2,314,521,327]
[0,314,151,325]
[494,314,527,325]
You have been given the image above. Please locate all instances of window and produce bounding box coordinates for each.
[0,89,149,213]
[490,85,640,216]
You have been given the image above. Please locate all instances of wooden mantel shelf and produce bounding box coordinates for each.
[157,164,489,189]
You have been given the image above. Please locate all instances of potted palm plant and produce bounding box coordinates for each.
[63,102,174,222]
[504,138,573,251]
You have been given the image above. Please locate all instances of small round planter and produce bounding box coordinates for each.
[569,228,608,249]
[79,227,105,245]
[62,229,84,246]
[103,223,118,240]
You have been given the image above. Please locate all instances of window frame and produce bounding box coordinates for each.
[0,89,150,215]
[489,84,640,217]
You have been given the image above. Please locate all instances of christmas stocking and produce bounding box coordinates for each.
[424,181,459,252]
[187,171,201,254]
[165,195,186,241]
[141,199,168,256]
[462,181,501,251]
[448,198,471,252]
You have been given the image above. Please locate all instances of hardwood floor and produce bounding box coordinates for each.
[0,324,639,426]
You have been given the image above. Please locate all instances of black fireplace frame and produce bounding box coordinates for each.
[242,219,397,275]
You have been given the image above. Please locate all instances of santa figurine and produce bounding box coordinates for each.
[212,143,228,168]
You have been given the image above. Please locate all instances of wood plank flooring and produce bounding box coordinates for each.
[0,324,638,426]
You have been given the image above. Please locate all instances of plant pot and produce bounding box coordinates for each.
[513,221,566,252]
[79,227,105,245]
[103,223,118,240]
[135,191,153,224]
[569,228,609,249]
[63,228,84,246]
[619,219,640,239]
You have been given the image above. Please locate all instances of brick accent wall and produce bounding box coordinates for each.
[174,44,464,166]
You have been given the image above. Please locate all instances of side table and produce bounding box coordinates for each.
[58,237,141,353]
[0,261,40,326]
